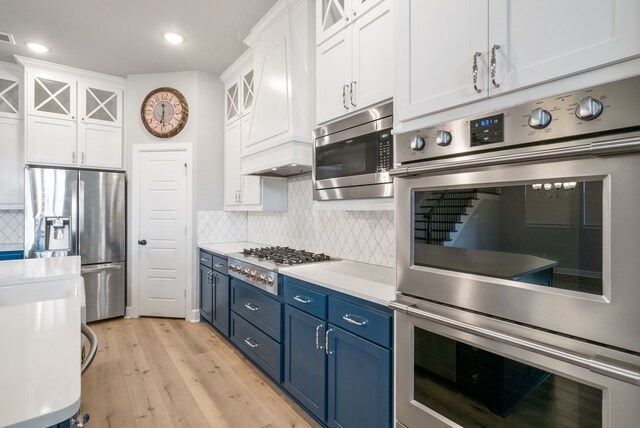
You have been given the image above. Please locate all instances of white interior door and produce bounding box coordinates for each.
[138,150,187,318]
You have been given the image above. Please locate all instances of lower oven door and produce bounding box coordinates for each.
[396,143,640,353]
[391,296,640,428]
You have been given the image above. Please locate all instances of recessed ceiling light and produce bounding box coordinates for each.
[25,42,50,53]
[162,32,184,45]
[291,163,298,167]
[271,167,278,171]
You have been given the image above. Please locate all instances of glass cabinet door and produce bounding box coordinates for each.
[242,70,254,114]
[0,77,20,118]
[80,84,122,127]
[225,82,240,123]
[27,71,76,120]
[317,0,347,45]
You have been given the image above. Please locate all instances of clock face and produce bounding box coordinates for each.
[141,87,189,138]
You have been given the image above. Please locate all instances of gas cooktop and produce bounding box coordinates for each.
[228,246,335,295]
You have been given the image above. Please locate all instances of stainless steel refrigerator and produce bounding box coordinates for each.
[24,166,126,322]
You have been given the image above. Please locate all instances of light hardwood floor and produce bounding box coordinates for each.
[81,317,319,428]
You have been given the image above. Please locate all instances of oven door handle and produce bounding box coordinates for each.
[389,300,640,386]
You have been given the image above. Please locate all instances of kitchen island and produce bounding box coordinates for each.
[0,256,83,428]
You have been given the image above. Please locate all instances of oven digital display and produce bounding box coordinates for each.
[470,113,504,146]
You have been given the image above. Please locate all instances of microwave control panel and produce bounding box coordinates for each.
[394,74,640,165]
[377,129,393,172]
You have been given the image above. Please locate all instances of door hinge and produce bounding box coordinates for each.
[184,163,187,174]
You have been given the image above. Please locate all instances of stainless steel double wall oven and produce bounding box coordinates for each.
[391,76,640,428]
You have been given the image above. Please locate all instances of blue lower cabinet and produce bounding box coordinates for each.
[327,326,391,428]
[0,250,23,260]
[211,272,230,336]
[284,305,327,421]
[200,264,213,323]
[230,312,282,382]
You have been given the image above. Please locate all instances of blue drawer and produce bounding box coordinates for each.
[211,254,228,274]
[199,250,213,268]
[231,279,282,341]
[284,280,327,319]
[0,250,23,261]
[231,312,282,382]
[328,297,392,348]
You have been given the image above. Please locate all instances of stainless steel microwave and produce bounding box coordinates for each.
[312,103,393,201]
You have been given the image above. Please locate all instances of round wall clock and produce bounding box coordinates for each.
[141,87,189,138]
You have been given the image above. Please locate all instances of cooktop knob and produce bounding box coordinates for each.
[575,96,603,121]
[266,276,274,286]
[528,108,552,129]
[436,130,452,146]
[410,135,426,151]
[243,267,250,275]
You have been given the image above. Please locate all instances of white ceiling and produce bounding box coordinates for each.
[0,0,278,77]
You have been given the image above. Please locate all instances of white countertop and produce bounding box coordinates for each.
[280,260,396,306]
[0,243,22,252]
[0,256,82,427]
[199,242,395,306]
[199,241,265,256]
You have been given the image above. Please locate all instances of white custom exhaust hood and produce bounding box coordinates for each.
[239,0,314,178]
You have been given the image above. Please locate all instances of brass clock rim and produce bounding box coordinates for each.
[140,87,189,138]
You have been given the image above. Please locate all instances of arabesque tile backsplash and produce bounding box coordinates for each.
[0,210,24,245]
[197,175,395,267]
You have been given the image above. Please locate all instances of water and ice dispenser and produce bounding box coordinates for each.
[44,217,71,251]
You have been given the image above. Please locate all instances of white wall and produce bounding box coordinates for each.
[125,70,225,316]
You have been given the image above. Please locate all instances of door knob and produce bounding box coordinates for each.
[138,239,147,245]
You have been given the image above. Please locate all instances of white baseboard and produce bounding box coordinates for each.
[125,306,139,318]
[186,309,200,322]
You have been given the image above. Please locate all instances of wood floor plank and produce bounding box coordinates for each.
[113,320,173,428]
[80,317,319,428]
[132,318,211,428]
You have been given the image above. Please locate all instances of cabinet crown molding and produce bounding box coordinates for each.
[244,0,305,47]
[220,49,253,84]
[14,55,126,87]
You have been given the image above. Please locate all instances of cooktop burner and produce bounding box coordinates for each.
[242,246,331,265]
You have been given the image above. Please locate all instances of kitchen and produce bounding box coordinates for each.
[1,0,639,427]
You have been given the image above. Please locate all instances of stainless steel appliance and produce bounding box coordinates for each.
[228,246,333,295]
[24,167,126,322]
[391,76,640,427]
[312,103,394,200]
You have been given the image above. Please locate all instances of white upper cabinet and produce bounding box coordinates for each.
[17,56,125,170]
[395,0,640,123]
[316,0,392,125]
[0,63,24,209]
[316,0,383,45]
[225,81,240,124]
[241,69,255,115]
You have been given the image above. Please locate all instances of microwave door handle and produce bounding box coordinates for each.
[389,300,640,386]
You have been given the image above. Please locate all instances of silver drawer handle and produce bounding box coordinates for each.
[491,44,501,88]
[472,51,482,93]
[244,302,260,311]
[214,263,225,268]
[293,295,312,304]
[325,328,334,355]
[244,337,259,348]
[315,324,323,350]
[200,257,209,262]
[343,314,368,326]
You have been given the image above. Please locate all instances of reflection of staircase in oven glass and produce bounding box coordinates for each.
[415,188,501,245]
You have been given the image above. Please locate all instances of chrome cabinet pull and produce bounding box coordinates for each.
[325,328,334,355]
[244,302,260,311]
[214,263,225,269]
[244,337,259,348]
[342,84,349,109]
[349,81,356,107]
[315,324,323,350]
[200,257,208,262]
[293,295,312,304]
[342,314,368,326]
[72,151,76,163]
[472,52,482,93]
[491,44,501,88]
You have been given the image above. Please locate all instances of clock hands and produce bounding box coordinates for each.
[161,103,166,127]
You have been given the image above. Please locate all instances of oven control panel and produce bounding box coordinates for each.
[395,75,640,165]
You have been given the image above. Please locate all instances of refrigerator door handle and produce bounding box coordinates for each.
[78,178,84,257]
[81,264,123,274]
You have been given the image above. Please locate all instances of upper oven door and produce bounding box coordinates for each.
[396,146,640,353]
